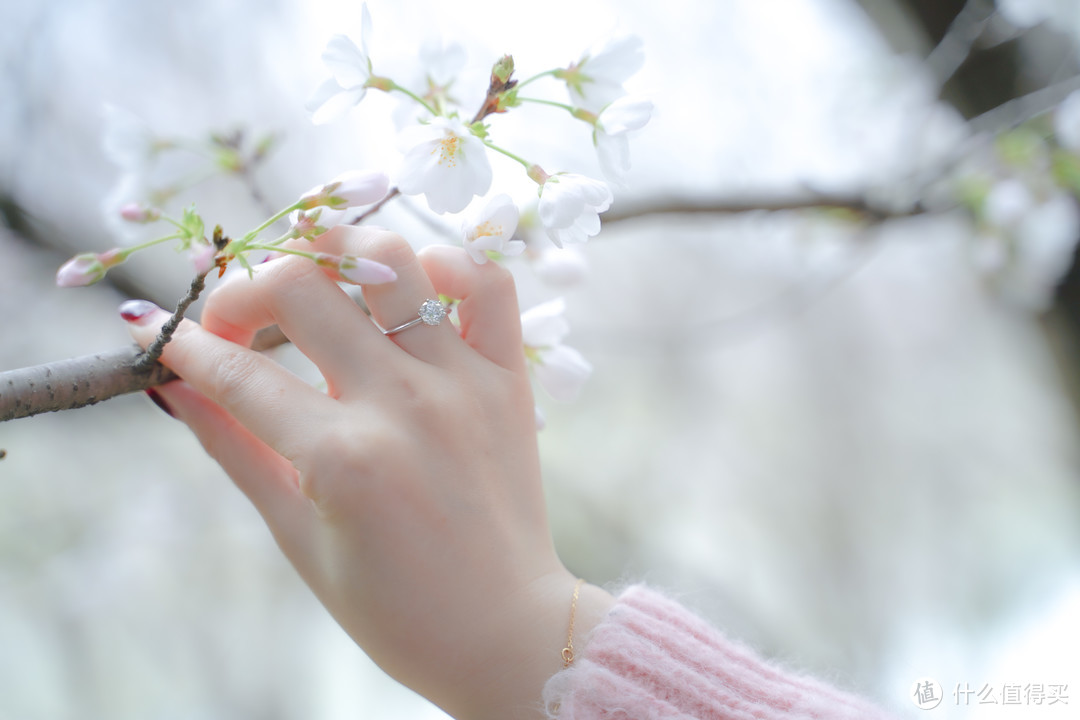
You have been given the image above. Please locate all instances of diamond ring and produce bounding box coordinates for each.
[382,299,448,336]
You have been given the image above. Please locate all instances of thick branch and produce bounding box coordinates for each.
[1,347,177,421]
[0,325,288,422]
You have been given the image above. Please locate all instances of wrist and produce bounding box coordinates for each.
[450,568,614,720]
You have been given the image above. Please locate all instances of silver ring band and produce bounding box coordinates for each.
[382,299,447,336]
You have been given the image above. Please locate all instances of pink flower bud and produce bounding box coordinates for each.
[338,255,397,284]
[314,253,397,285]
[55,249,125,287]
[56,253,106,287]
[299,170,389,210]
[118,202,161,223]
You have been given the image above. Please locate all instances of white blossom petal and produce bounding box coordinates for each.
[537,174,612,247]
[533,345,593,402]
[568,35,645,112]
[596,132,631,185]
[322,34,371,89]
[359,3,373,59]
[309,85,367,125]
[582,35,644,85]
[521,297,570,347]
[597,96,653,135]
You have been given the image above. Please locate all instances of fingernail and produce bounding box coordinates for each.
[119,299,161,324]
[144,388,175,418]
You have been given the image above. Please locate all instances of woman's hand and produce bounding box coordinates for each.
[121,225,612,719]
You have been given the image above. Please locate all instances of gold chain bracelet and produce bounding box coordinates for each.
[561,578,585,667]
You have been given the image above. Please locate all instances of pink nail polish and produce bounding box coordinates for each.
[119,299,160,324]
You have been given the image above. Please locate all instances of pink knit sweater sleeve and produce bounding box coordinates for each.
[542,585,897,719]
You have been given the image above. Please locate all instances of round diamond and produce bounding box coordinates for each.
[418,299,447,326]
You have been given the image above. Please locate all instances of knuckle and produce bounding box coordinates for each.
[204,255,321,318]
[260,253,323,290]
[208,348,265,409]
[365,230,416,269]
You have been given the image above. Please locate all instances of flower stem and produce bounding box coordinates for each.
[120,232,184,258]
[481,140,533,170]
[388,81,439,117]
[236,201,303,248]
[514,69,558,91]
[517,96,578,114]
[245,243,318,260]
[518,97,597,124]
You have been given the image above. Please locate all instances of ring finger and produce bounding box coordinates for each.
[310,225,460,364]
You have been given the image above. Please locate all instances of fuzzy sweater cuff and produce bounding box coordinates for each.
[543,585,895,719]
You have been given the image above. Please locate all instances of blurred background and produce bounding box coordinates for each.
[2,0,1079,718]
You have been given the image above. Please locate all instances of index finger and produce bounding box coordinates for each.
[121,300,334,461]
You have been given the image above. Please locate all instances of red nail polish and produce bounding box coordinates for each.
[144,388,175,418]
[119,299,159,324]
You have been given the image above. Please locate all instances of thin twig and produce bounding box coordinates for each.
[968,73,1080,134]
[350,187,401,225]
[134,270,209,371]
[926,0,996,88]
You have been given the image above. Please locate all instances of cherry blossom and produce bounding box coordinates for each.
[537,173,613,247]
[593,95,653,185]
[396,116,492,214]
[521,298,592,402]
[460,194,524,264]
[561,35,644,113]
[306,5,375,125]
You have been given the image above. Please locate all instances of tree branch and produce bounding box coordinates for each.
[1,347,176,421]
[968,73,1080,133]
[925,0,996,88]
[0,193,932,422]
[600,194,926,225]
[0,324,290,422]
